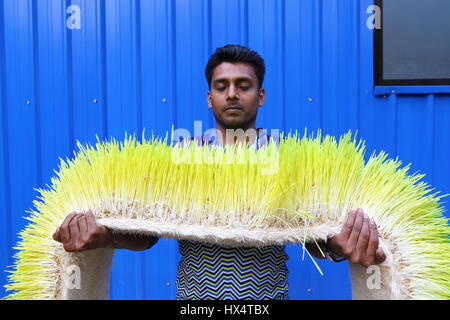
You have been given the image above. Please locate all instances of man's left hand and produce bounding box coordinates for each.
[327,208,386,267]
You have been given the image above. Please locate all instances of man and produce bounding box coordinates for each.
[53,44,386,299]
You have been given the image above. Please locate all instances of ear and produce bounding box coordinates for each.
[258,88,265,107]
[207,91,212,109]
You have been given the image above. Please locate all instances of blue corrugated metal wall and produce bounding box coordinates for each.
[0,0,449,300]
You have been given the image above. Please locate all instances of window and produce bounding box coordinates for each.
[374,0,450,86]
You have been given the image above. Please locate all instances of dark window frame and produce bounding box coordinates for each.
[374,0,450,87]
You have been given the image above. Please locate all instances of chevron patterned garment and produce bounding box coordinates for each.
[176,240,290,300]
[175,131,289,300]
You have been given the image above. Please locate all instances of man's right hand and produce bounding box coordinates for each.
[53,210,113,252]
[53,210,159,252]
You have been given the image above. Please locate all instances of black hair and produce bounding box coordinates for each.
[205,44,266,90]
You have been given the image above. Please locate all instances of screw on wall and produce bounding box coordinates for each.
[93,98,98,103]
[166,282,171,287]
[307,288,312,293]
[308,97,313,102]
[26,100,31,105]
[162,98,167,103]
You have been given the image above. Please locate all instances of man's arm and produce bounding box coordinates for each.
[53,210,159,252]
[305,208,386,267]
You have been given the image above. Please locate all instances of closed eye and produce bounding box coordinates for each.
[215,85,251,92]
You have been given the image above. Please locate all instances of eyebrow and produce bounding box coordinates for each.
[213,77,254,85]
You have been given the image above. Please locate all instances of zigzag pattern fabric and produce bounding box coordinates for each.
[176,240,290,300]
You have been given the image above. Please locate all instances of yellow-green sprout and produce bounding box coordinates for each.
[3,129,450,300]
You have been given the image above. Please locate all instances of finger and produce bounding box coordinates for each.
[366,218,379,263]
[59,212,78,243]
[347,209,364,252]
[85,209,97,233]
[78,214,88,239]
[355,213,370,255]
[53,227,62,242]
[60,211,78,227]
[376,247,386,264]
[68,214,81,248]
[341,210,357,238]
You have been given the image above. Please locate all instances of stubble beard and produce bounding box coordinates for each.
[216,110,257,131]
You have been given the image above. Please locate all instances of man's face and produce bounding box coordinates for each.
[207,62,265,130]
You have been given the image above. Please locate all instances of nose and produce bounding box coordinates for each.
[227,84,238,100]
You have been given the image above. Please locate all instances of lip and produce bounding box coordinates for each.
[224,106,243,112]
